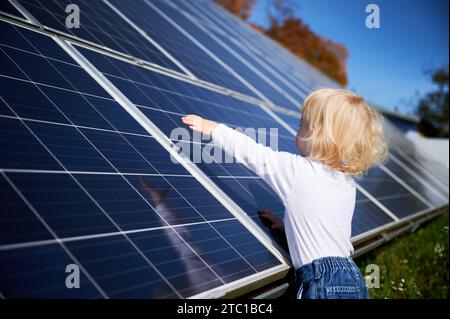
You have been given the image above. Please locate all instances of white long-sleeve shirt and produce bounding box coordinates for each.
[212,123,355,269]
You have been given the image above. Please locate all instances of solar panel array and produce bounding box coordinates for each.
[0,0,448,299]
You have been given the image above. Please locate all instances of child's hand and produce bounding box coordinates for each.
[181,115,218,136]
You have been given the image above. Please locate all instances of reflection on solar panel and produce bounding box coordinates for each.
[0,0,448,299]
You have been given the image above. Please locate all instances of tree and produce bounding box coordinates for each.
[215,0,256,21]
[265,17,348,86]
[417,67,449,137]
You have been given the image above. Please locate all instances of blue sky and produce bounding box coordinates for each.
[249,0,449,115]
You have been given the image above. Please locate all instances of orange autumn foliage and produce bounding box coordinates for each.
[266,18,348,86]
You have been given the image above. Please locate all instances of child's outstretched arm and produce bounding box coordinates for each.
[181,115,298,204]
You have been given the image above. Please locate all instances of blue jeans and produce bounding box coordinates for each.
[295,256,369,299]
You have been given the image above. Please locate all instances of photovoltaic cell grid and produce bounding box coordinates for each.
[391,148,449,198]
[352,191,394,236]
[383,123,449,194]
[381,124,449,201]
[145,0,302,112]
[9,0,266,98]
[0,21,283,298]
[105,0,259,98]
[358,167,430,219]
[173,0,310,103]
[384,158,447,207]
[8,0,184,72]
[390,138,449,191]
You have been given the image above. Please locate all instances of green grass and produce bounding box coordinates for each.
[355,210,449,299]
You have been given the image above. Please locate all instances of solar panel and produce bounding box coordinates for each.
[0,21,286,298]
[381,123,449,198]
[271,112,301,133]
[384,158,447,207]
[392,147,449,196]
[1,0,448,299]
[105,0,259,98]
[10,0,184,72]
[147,0,302,111]
[358,167,431,219]
[395,155,448,200]
[352,191,395,237]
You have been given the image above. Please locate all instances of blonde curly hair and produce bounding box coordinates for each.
[298,88,388,176]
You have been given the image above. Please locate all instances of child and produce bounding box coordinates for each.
[181,88,387,299]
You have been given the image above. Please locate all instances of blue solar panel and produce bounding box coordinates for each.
[106,0,259,98]
[0,0,21,16]
[384,158,447,207]
[0,21,284,298]
[358,167,430,218]
[148,0,302,111]
[272,112,301,132]
[0,241,104,298]
[0,174,51,245]
[391,147,449,198]
[13,0,183,72]
[352,191,394,237]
